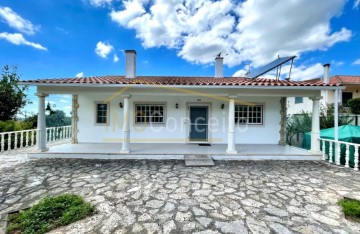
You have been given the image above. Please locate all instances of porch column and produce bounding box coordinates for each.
[334,89,340,165]
[36,93,49,152]
[226,95,237,154]
[121,95,131,153]
[309,96,321,153]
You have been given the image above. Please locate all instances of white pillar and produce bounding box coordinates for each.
[226,96,237,154]
[36,93,49,152]
[334,89,340,165]
[121,95,131,153]
[309,96,321,153]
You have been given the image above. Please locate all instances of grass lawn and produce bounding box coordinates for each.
[338,198,360,222]
[6,194,95,234]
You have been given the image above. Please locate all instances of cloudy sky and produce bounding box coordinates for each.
[0,0,359,116]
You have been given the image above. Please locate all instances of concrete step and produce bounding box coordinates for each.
[184,154,215,167]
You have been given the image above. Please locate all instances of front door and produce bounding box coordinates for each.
[189,106,208,142]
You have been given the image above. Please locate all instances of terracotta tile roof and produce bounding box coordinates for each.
[330,75,360,84]
[304,75,360,84]
[22,76,341,87]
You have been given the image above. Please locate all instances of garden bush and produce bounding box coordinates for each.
[338,198,360,222]
[348,98,360,115]
[6,194,95,234]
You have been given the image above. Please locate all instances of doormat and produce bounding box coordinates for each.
[198,143,211,146]
[184,155,215,167]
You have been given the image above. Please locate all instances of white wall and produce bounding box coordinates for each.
[77,93,281,144]
[287,97,313,115]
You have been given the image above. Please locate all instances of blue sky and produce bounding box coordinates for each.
[0,0,359,117]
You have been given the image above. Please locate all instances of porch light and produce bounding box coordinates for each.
[119,102,123,108]
[176,103,179,109]
[221,104,225,109]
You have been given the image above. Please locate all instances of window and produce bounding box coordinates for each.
[135,104,165,124]
[295,97,303,104]
[235,105,263,125]
[95,103,109,124]
[342,92,353,107]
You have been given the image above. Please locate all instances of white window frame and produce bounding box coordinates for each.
[134,103,166,125]
[235,104,264,125]
[94,101,110,125]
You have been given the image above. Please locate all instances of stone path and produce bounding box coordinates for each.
[1,159,360,233]
[0,140,70,170]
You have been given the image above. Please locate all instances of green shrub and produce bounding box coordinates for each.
[6,194,95,234]
[338,198,360,222]
[348,98,360,115]
[0,120,33,132]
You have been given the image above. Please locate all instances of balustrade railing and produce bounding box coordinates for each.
[320,138,359,171]
[0,125,72,152]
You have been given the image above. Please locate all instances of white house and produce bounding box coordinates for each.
[21,50,343,158]
[287,64,360,115]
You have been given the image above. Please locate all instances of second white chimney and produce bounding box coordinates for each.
[323,63,330,83]
[215,55,223,78]
[125,50,136,78]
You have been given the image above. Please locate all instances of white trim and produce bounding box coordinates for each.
[94,101,110,125]
[20,82,345,90]
[133,102,167,125]
[235,103,264,125]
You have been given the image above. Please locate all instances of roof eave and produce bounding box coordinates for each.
[19,81,345,90]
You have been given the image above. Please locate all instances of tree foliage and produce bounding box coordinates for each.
[46,110,71,127]
[348,98,360,115]
[0,65,28,121]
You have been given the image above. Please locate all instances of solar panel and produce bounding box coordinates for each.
[246,56,296,79]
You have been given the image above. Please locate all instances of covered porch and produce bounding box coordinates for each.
[28,143,320,160]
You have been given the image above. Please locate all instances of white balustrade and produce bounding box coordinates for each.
[329,141,333,163]
[355,146,359,171]
[345,144,350,168]
[0,125,72,152]
[319,138,360,171]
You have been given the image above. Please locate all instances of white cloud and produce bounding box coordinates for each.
[285,63,324,81]
[110,0,351,67]
[89,0,114,7]
[354,0,360,9]
[0,7,39,35]
[76,72,84,77]
[95,41,113,58]
[113,54,119,62]
[60,99,69,103]
[353,58,360,65]
[0,32,47,50]
[331,60,344,66]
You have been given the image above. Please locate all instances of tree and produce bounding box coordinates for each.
[348,98,360,115]
[0,65,28,121]
[46,110,71,127]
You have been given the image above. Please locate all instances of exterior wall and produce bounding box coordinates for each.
[287,85,360,115]
[287,97,313,115]
[77,93,281,144]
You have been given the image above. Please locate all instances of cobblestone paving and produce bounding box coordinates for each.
[1,159,360,234]
[0,140,70,170]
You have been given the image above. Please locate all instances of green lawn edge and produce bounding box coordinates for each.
[6,194,96,234]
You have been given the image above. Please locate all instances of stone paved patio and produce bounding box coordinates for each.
[1,158,360,234]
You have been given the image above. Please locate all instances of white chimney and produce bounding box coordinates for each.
[323,63,330,84]
[125,50,136,78]
[215,55,224,78]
